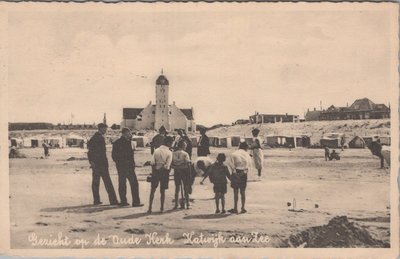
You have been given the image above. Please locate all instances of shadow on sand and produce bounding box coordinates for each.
[41,204,124,214]
[183,213,232,220]
[113,209,179,220]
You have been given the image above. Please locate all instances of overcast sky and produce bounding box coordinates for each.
[7,4,397,127]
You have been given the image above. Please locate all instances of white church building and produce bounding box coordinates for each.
[121,72,196,132]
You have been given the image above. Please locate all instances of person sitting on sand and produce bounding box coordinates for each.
[329,150,340,161]
[200,153,231,214]
[228,142,252,214]
[171,140,191,209]
[148,136,174,213]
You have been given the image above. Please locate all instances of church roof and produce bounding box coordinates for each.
[180,108,194,120]
[123,108,144,119]
[156,75,169,85]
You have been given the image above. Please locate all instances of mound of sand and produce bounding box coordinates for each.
[286,216,389,248]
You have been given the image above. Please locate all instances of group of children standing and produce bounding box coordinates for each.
[148,127,264,215]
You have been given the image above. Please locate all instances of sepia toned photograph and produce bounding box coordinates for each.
[0,2,399,258]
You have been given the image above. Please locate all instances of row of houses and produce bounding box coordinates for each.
[305,98,390,121]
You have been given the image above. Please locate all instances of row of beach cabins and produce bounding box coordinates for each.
[9,132,390,150]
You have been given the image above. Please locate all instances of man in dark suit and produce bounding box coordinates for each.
[369,137,385,169]
[197,128,210,157]
[112,128,143,207]
[87,123,118,205]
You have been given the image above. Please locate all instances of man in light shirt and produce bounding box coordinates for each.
[228,142,252,214]
[147,136,174,213]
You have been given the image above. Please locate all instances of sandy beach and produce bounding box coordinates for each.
[9,145,390,248]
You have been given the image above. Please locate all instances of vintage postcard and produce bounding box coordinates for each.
[0,2,398,259]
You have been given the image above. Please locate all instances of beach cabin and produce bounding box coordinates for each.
[362,135,391,147]
[219,137,232,148]
[45,136,64,148]
[10,137,23,148]
[244,137,254,146]
[209,137,220,147]
[231,136,241,147]
[65,134,85,148]
[348,136,366,149]
[294,135,311,148]
[23,136,45,148]
[132,136,146,148]
[320,133,345,148]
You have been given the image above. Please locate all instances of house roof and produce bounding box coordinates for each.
[123,108,144,119]
[180,108,194,120]
[350,98,375,110]
[123,107,194,120]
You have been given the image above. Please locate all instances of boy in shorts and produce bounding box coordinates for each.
[172,140,191,209]
[201,153,231,214]
[148,136,174,213]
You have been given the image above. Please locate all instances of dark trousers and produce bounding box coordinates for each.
[376,153,385,168]
[92,166,118,204]
[116,164,141,205]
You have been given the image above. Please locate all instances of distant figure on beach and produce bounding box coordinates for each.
[87,123,119,206]
[329,150,340,161]
[324,145,330,161]
[148,136,174,213]
[171,140,191,209]
[42,142,50,158]
[249,128,264,179]
[368,137,385,169]
[197,128,210,157]
[150,126,167,155]
[201,153,231,214]
[228,142,252,214]
[112,128,143,208]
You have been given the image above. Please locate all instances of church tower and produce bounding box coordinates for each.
[154,70,170,131]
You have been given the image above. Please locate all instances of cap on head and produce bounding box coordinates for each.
[121,127,131,134]
[98,123,108,130]
[252,128,260,135]
[216,153,226,162]
[159,126,167,133]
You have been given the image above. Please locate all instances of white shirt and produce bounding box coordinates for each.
[193,156,214,176]
[151,145,173,170]
[230,149,252,172]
